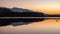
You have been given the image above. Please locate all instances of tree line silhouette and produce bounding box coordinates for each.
[0,7,44,26]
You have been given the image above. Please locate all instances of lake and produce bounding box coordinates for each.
[0,19,60,34]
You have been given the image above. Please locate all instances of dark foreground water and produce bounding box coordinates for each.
[0,19,60,34]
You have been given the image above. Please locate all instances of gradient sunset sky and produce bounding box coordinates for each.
[0,0,60,34]
[0,0,60,14]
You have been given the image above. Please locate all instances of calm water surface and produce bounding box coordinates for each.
[0,19,60,34]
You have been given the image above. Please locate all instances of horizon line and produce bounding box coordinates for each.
[0,17,60,19]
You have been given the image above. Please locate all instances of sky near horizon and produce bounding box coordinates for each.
[0,0,60,14]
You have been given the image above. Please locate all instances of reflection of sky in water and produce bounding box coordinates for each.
[0,19,60,34]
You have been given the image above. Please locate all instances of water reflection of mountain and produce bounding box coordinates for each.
[0,7,45,26]
[0,7,60,26]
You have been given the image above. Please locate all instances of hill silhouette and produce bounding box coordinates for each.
[0,7,45,17]
[0,7,44,26]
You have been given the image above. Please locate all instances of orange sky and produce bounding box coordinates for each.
[0,0,60,34]
[0,0,60,14]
